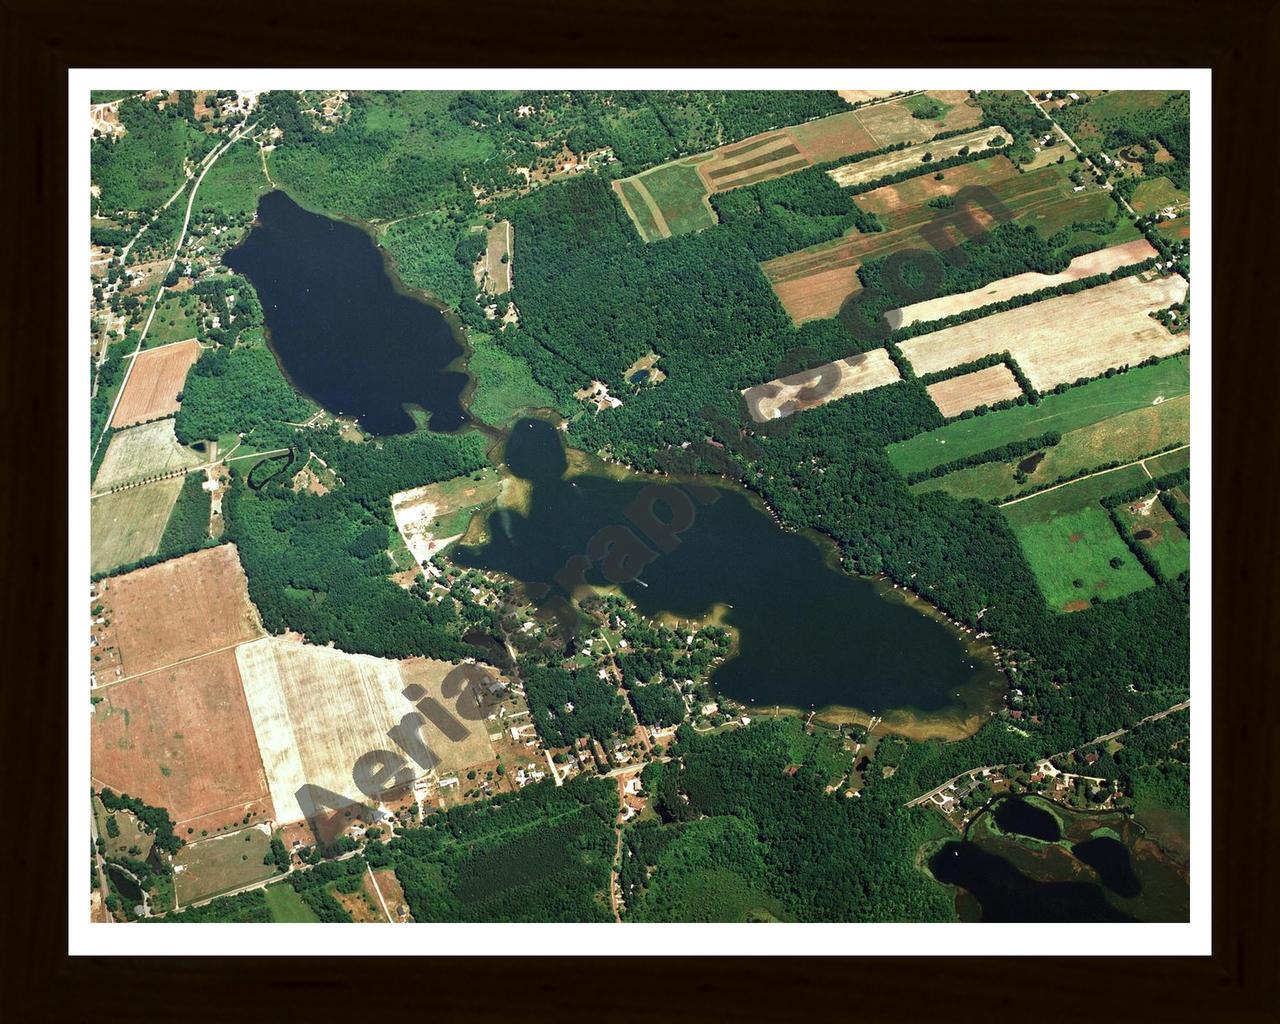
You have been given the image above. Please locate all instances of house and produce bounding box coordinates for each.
[1072,185,1086,192]
[1068,92,1080,101]
[701,702,719,717]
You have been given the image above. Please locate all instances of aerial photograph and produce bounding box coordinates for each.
[83,84,1194,928]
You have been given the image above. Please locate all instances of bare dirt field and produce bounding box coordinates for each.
[96,544,263,678]
[898,273,1190,390]
[741,348,901,421]
[765,157,1116,323]
[236,637,500,826]
[92,648,274,833]
[90,478,184,575]
[827,126,1007,188]
[926,364,1025,417]
[112,339,202,428]
[480,220,512,295]
[93,418,206,492]
[838,90,900,105]
[889,238,1159,328]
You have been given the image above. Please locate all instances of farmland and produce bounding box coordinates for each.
[264,882,320,922]
[614,92,983,241]
[93,418,206,492]
[1005,504,1153,611]
[172,825,276,905]
[889,238,1157,328]
[1131,176,1190,216]
[914,399,1189,503]
[91,648,274,836]
[1117,498,1191,578]
[90,478,185,575]
[741,348,900,421]
[889,357,1190,476]
[827,125,1005,188]
[898,272,1189,390]
[763,157,1129,323]
[235,637,500,829]
[94,544,263,677]
[925,364,1024,417]
[112,339,202,428]
[478,220,512,295]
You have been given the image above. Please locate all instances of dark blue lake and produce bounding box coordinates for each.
[226,190,469,436]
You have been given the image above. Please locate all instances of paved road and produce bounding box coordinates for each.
[91,121,259,465]
[88,805,113,924]
[905,698,1191,808]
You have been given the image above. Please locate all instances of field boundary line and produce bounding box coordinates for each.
[997,443,1190,508]
[93,634,266,691]
[629,175,673,239]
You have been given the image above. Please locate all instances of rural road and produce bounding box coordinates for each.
[1023,90,1138,220]
[91,120,259,466]
[998,444,1190,508]
[89,805,113,924]
[905,698,1191,808]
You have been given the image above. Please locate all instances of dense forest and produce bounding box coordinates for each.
[174,345,313,446]
[223,425,489,660]
[387,775,616,921]
[621,720,951,921]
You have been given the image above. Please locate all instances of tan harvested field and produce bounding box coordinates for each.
[482,220,512,295]
[899,273,1190,390]
[765,157,1118,323]
[91,648,274,832]
[827,126,1007,188]
[112,338,201,427]
[926,364,1024,417]
[93,418,206,492]
[236,637,499,826]
[839,90,900,105]
[741,348,901,422]
[97,544,263,678]
[889,238,1159,328]
[90,478,184,575]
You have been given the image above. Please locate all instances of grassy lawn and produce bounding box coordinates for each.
[173,827,276,905]
[1001,463,1150,521]
[1008,505,1153,611]
[93,797,155,861]
[636,161,716,237]
[1130,175,1190,215]
[264,882,319,922]
[889,358,1190,476]
[915,396,1189,503]
[145,292,202,348]
[1117,499,1190,578]
[1144,444,1191,478]
[467,333,556,426]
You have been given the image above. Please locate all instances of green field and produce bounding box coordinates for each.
[618,180,663,242]
[195,140,271,219]
[1118,499,1190,578]
[91,478,185,574]
[1130,176,1190,216]
[889,358,1191,476]
[145,293,202,348]
[1001,464,1151,521]
[629,161,717,239]
[915,397,1189,503]
[466,333,557,426]
[1007,505,1153,611]
[264,882,320,922]
[173,827,276,906]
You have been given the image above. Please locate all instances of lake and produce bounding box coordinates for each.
[929,796,1189,921]
[226,190,470,436]
[451,418,1004,727]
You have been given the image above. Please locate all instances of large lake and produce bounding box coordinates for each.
[452,418,1004,727]
[226,190,469,436]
